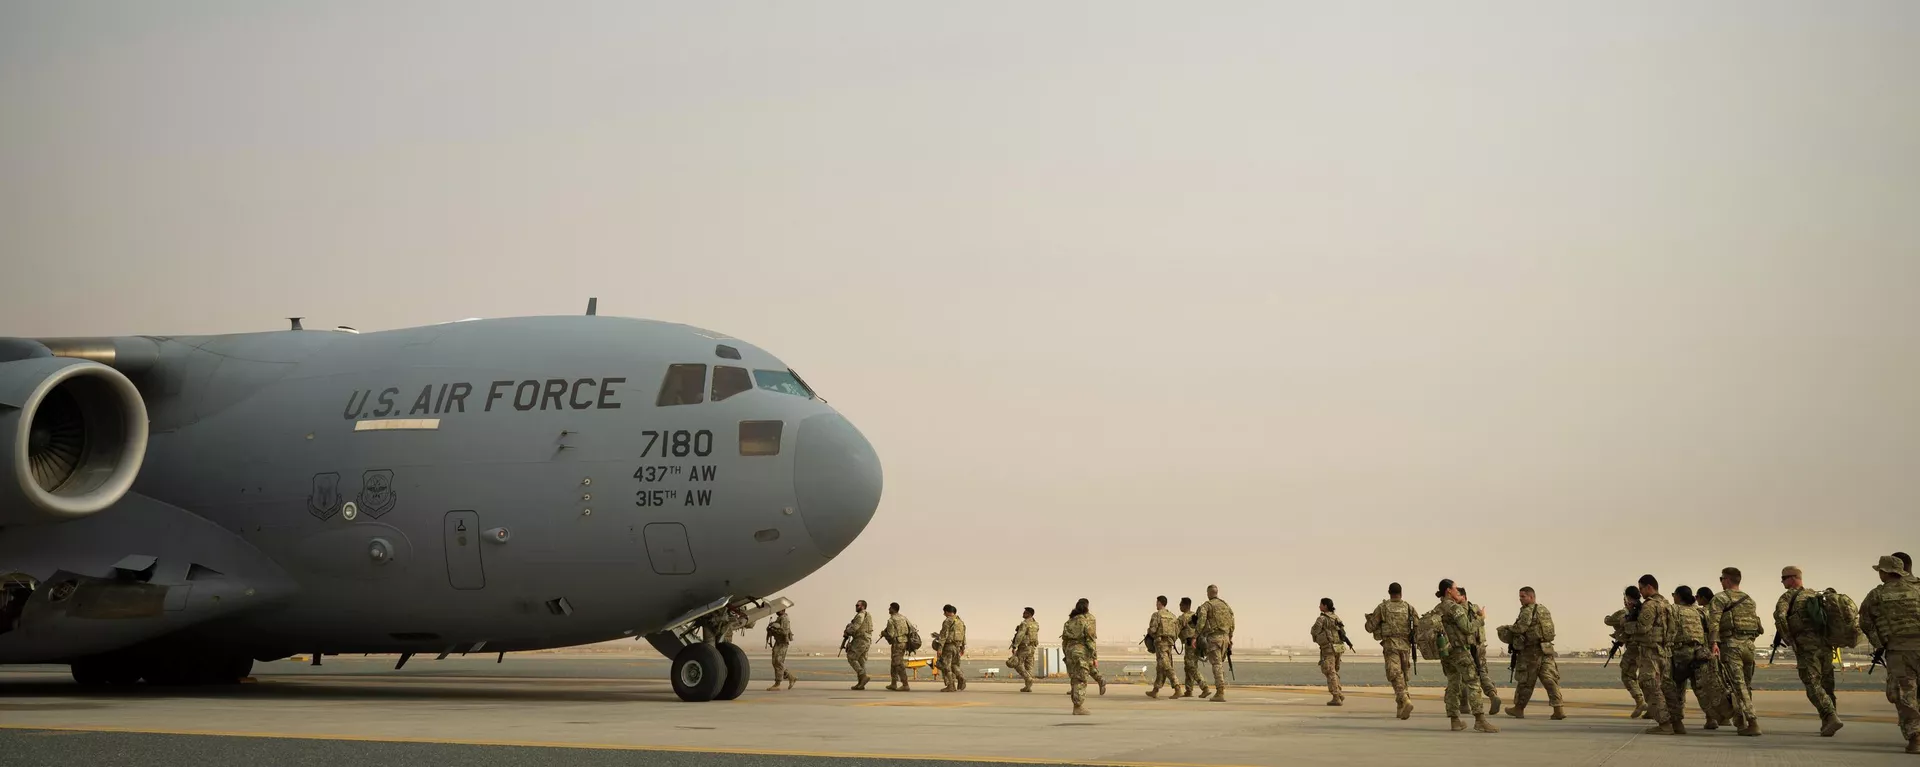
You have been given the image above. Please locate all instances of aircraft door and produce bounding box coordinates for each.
[443,510,486,590]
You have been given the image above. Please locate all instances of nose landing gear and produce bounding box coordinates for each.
[646,595,789,702]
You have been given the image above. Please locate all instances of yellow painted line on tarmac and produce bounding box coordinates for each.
[0,723,1263,767]
[1253,685,1900,725]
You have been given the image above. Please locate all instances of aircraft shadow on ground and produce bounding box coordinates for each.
[0,680,680,705]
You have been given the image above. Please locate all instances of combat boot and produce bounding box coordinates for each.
[1486,695,1501,716]
[1397,700,1413,720]
[1020,683,1032,693]
[885,684,899,691]
[1098,680,1108,696]
[852,675,869,691]
[1473,715,1500,733]
[898,682,911,692]
[1550,706,1566,721]
[766,682,783,691]
[1197,686,1211,699]
[957,677,967,691]
[1629,702,1646,719]
[1505,704,1525,719]
[1644,722,1675,735]
[1906,733,1918,753]
[1072,704,1089,716]
[1819,714,1843,737]
[785,677,795,690]
[1703,719,1717,731]
[1671,719,1687,735]
[1329,694,1343,706]
[1147,688,1160,699]
[1449,716,1466,732]
[1210,690,1225,702]
[1737,717,1762,737]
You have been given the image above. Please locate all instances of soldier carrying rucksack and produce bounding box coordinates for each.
[1774,565,1855,737]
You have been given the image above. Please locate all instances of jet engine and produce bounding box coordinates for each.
[0,357,148,526]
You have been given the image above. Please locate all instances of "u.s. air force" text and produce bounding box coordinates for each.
[342,378,627,419]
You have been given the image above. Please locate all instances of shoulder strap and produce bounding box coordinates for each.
[1720,593,1749,615]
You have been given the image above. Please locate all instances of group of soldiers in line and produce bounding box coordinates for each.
[1301,553,1920,754]
[818,585,1238,715]
[759,553,1919,753]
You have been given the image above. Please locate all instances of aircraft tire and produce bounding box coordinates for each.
[70,658,110,687]
[193,654,253,684]
[670,643,728,702]
[715,642,751,701]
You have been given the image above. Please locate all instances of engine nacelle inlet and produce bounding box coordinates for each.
[0,357,149,526]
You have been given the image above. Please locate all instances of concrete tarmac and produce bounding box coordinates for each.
[1,658,1912,767]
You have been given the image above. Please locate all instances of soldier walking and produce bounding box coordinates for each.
[1688,587,1737,730]
[1008,607,1039,693]
[1366,582,1416,720]
[1604,587,1649,718]
[1776,565,1844,736]
[1195,584,1235,701]
[1062,598,1099,716]
[1860,555,1920,754]
[1311,598,1346,706]
[1178,597,1208,699]
[1499,586,1563,720]
[1436,579,1497,733]
[843,600,874,690]
[881,602,911,692]
[1457,587,1501,716]
[765,608,797,691]
[935,605,967,692]
[1146,596,1180,698]
[1665,585,1731,733]
[1626,575,1676,734]
[1710,567,1764,735]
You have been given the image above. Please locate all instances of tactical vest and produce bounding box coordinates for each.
[1200,599,1235,635]
[1312,614,1338,647]
[1672,605,1707,646]
[1715,590,1763,639]
[1870,581,1920,643]
[1372,600,1413,639]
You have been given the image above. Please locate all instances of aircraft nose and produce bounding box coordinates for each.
[792,412,882,558]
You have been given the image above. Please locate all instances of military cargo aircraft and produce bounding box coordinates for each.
[0,304,882,702]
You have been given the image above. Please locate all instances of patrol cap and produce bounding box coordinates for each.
[1874,555,1908,575]
[1781,565,1803,578]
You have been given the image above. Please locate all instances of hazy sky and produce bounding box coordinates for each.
[5,2,1918,650]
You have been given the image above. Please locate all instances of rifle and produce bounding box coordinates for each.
[1507,644,1516,682]
[1869,647,1886,675]
[1603,639,1622,667]
[839,635,851,655]
[1226,641,1236,679]
[1468,644,1484,677]
[1337,623,1356,653]
[1767,630,1783,665]
[1408,610,1419,677]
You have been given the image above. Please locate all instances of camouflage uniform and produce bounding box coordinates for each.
[1310,611,1345,705]
[1062,613,1098,713]
[936,614,967,691]
[844,610,874,689]
[1148,607,1180,697]
[1625,593,1675,729]
[1438,599,1492,730]
[1668,602,1733,730]
[1008,616,1039,691]
[765,613,797,689]
[1367,598,1416,716]
[881,612,911,691]
[1604,609,1647,716]
[1179,608,1208,697]
[1503,602,1562,716]
[1195,596,1235,700]
[1775,587,1838,720]
[1465,599,1501,715]
[1859,563,1920,752]
[1708,587,1764,731]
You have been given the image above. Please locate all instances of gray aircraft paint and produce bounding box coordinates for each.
[0,315,880,664]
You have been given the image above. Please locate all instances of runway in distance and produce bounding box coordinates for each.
[0,300,883,702]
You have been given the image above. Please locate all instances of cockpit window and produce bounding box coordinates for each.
[656,364,707,406]
[712,366,752,402]
[753,369,814,399]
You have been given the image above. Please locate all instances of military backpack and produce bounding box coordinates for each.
[1415,606,1448,660]
[1801,588,1861,648]
[905,621,923,653]
[1872,581,1920,643]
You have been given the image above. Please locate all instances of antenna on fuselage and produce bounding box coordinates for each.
[585,297,597,316]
